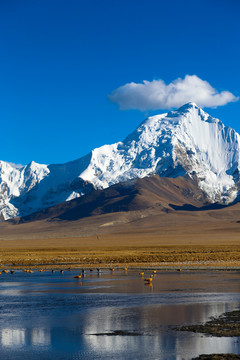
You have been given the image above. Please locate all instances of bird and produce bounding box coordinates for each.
[74,275,82,279]
[60,270,64,274]
[144,275,153,283]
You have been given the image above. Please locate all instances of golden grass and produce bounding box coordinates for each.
[0,242,239,268]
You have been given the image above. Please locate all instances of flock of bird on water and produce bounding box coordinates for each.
[0,267,183,286]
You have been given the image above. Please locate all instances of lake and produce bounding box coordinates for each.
[0,269,239,359]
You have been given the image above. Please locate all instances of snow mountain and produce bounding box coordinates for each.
[1,102,240,220]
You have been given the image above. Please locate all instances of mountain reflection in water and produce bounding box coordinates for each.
[0,270,239,360]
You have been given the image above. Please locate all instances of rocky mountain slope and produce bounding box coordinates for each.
[1,103,240,220]
[9,175,209,224]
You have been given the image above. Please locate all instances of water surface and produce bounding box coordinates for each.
[0,269,239,359]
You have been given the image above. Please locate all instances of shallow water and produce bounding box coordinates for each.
[0,269,239,360]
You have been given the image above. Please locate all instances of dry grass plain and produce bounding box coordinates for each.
[0,202,239,268]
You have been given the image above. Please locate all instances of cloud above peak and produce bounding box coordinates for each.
[109,75,238,111]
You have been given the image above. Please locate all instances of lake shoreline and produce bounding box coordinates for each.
[177,309,240,337]
[192,354,240,359]
[1,263,240,270]
[180,310,240,359]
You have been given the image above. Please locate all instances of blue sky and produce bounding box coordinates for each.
[0,0,239,165]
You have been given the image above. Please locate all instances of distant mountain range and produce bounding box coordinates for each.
[1,102,240,221]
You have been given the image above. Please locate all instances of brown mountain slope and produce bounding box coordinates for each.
[9,175,209,224]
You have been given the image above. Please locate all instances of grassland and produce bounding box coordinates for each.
[0,235,239,269]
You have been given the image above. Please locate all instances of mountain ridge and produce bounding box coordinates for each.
[8,175,209,224]
[1,102,240,220]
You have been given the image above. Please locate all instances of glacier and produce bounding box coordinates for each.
[1,102,240,220]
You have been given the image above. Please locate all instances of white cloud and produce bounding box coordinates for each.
[109,75,238,110]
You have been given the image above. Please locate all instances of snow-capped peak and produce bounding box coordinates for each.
[79,103,240,204]
[1,103,240,220]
